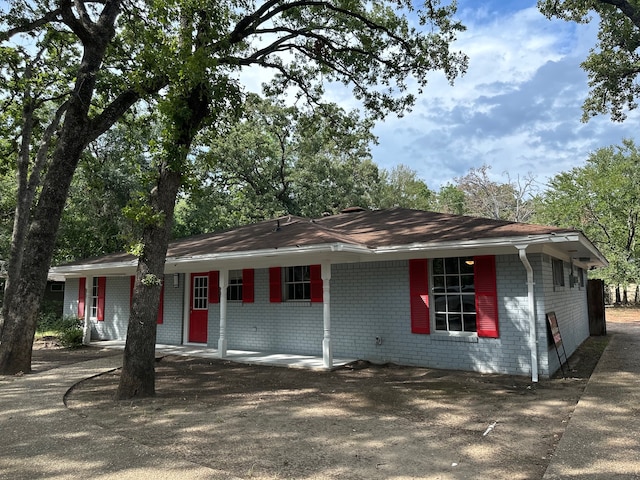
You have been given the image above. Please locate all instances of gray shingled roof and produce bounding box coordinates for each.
[53,208,606,273]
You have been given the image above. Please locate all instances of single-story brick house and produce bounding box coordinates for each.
[51,207,607,380]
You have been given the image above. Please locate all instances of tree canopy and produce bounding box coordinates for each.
[1,0,469,380]
[538,0,640,122]
[536,139,640,288]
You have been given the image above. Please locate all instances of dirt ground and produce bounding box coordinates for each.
[34,309,637,479]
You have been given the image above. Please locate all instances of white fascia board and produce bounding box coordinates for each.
[371,234,570,254]
[576,232,609,267]
[49,232,607,278]
[371,232,607,267]
[166,243,373,270]
[51,243,373,277]
[49,259,138,278]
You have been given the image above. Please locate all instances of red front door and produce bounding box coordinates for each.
[189,273,209,343]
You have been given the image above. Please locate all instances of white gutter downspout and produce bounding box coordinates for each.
[321,262,333,369]
[516,245,538,383]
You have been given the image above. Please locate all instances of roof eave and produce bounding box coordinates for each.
[50,243,374,277]
[49,232,608,278]
[372,233,608,268]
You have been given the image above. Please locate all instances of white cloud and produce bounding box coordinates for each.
[370,1,636,190]
[235,1,636,192]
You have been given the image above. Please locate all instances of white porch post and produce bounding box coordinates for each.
[218,269,229,357]
[82,276,93,346]
[321,262,332,369]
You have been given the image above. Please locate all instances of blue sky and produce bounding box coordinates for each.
[369,1,639,191]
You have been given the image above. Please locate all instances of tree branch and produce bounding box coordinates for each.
[28,100,70,194]
[87,75,169,143]
[0,8,63,41]
[599,0,640,29]
[227,0,412,49]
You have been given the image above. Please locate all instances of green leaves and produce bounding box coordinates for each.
[537,139,640,285]
[538,0,640,121]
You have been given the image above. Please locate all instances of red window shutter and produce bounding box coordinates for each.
[269,267,282,303]
[474,255,499,338]
[97,277,106,322]
[242,269,255,303]
[78,277,86,318]
[409,259,430,334]
[209,271,220,304]
[157,281,164,324]
[310,264,323,303]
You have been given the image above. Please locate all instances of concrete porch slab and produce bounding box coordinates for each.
[90,340,356,371]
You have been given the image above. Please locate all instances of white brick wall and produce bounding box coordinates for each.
[537,255,590,376]
[329,257,533,376]
[61,254,591,377]
[158,273,184,344]
[208,268,324,354]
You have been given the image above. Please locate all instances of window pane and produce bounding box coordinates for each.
[432,258,444,275]
[449,314,462,331]
[434,295,446,312]
[463,314,477,332]
[446,276,460,293]
[227,270,243,301]
[431,257,478,334]
[447,295,461,312]
[445,257,459,274]
[461,275,474,291]
[460,257,474,274]
[284,265,312,300]
[433,276,445,292]
[462,295,476,313]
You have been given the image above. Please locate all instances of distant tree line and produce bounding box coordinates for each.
[4,102,638,303]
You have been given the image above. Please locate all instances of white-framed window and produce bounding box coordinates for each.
[432,256,477,333]
[578,267,585,287]
[90,277,99,319]
[227,270,243,301]
[552,259,565,287]
[192,275,208,309]
[284,265,311,301]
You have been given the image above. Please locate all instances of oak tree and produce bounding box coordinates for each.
[0,1,167,374]
[117,0,468,397]
[537,139,640,294]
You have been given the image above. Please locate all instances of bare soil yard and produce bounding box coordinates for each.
[38,309,638,479]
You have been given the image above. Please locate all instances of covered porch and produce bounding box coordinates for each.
[90,340,357,371]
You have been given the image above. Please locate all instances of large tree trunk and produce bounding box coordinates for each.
[117,169,182,397]
[0,2,123,375]
[116,83,211,399]
[0,133,91,373]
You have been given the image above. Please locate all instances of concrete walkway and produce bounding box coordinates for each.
[543,321,640,479]
[1,323,638,479]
